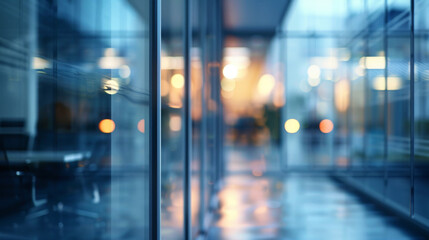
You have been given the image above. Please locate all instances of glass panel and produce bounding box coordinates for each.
[0,0,150,239]
[364,0,386,197]
[386,0,411,211]
[414,0,429,223]
[191,0,204,235]
[160,0,185,238]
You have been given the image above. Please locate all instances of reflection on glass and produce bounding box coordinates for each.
[0,0,150,239]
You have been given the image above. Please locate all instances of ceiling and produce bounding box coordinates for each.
[223,0,292,37]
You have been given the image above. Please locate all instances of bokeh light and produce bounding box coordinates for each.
[169,115,182,132]
[284,119,300,133]
[307,65,321,79]
[221,78,236,92]
[308,77,320,87]
[119,65,131,78]
[257,74,276,96]
[99,119,115,133]
[223,64,238,79]
[137,119,145,133]
[103,79,120,95]
[359,56,385,69]
[171,74,184,88]
[320,119,334,133]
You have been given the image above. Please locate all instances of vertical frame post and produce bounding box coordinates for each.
[149,0,161,239]
[184,0,192,238]
[410,0,415,217]
[383,0,389,197]
[198,0,208,235]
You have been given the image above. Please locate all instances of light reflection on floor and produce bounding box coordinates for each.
[208,174,425,240]
[207,145,425,240]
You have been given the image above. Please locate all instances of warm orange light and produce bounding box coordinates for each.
[273,82,285,108]
[99,119,115,133]
[254,206,268,215]
[222,64,238,79]
[160,79,170,96]
[252,169,263,177]
[320,119,334,133]
[221,78,236,92]
[171,74,184,88]
[257,74,276,96]
[169,115,182,132]
[137,119,145,133]
[335,80,350,112]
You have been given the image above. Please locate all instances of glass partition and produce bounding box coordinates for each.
[0,0,151,239]
[414,0,429,225]
[276,0,429,230]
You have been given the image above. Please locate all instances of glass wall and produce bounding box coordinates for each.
[0,0,223,239]
[275,0,429,229]
[414,0,429,226]
[0,0,151,239]
[160,0,186,237]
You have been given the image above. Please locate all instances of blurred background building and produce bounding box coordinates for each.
[0,0,428,239]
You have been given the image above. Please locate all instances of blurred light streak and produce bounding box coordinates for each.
[223,56,250,68]
[161,79,170,96]
[33,57,50,69]
[224,47,250,57]
[359,56,386,69]
[373,76,402,90]
[310,57,338,69]
[98,48,125,69]
[273,82,285,108]
[169,115,182,132]
[161,56,184,70]
[335,79,350,112]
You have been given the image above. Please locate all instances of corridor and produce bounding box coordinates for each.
[208,147,425,240]
[0,0,429,239]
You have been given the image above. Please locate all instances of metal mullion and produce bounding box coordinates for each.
[383,0,389,199]
[278,33,288,170]
[198,0,208,234]
[410,0,415,217]
[217,0,224,182]
[183,0,192,237]
[363,0,369,175]
[149,0,161,239]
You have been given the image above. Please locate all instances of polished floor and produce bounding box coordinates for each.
[208,174,425,240]
[207,146,426,240]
